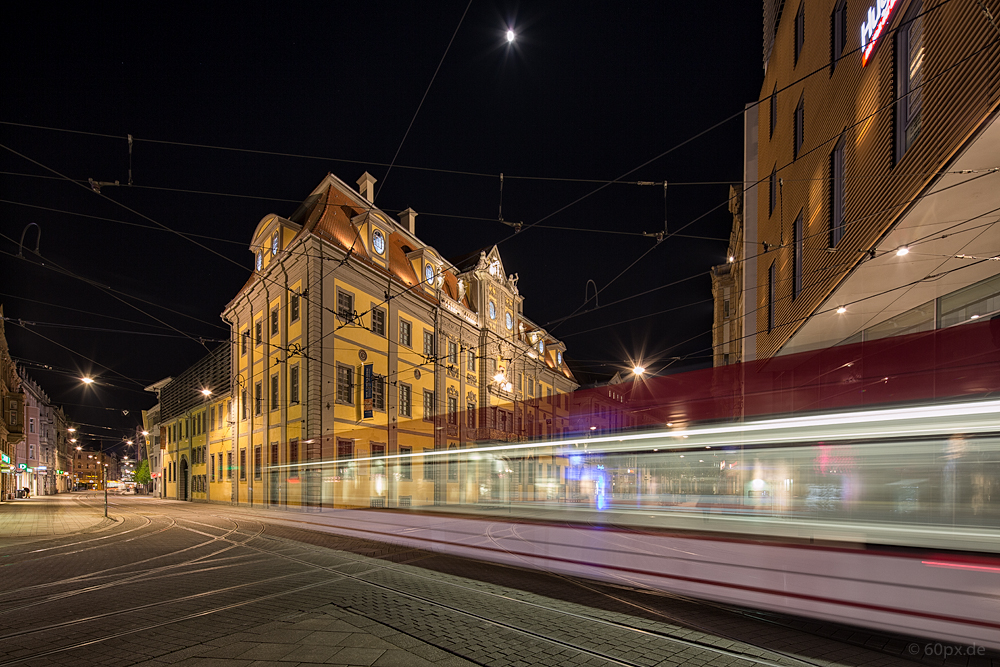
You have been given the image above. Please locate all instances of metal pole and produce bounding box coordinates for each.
[103,465,108,517]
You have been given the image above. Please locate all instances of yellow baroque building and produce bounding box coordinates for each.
[221,172,578,509]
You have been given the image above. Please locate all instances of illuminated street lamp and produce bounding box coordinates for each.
[632,366,645,376]
[81,377,94,385]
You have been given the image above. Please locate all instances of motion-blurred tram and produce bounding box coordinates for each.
[256,321,1000,649]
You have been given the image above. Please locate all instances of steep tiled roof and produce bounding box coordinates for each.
[387,234,418,288]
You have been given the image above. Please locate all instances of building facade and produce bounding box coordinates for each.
[0,307,24,501]
[220,172,577,509]
[710,186,746,367]
[16,374,71,494]
[750,0,1000,358]
[158,346,232,503]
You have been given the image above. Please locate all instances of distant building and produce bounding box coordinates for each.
[0,306,24,501]
[220,171,577,509]
[73,449,118,490]
[710,186,745,367]
[142,378,172,498]
[749,0,1000,357]
[17,374,69,495]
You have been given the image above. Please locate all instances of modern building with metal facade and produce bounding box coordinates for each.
[750,0,1000,358]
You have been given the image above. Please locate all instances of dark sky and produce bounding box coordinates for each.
[1,2,763,448]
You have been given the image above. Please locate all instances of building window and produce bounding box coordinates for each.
[527,377,534,397]
[467,402,476,429]
[371,306,386,336]
[831,0,847,72]
[400,319,412,347]
[423,390,435,421]
[768,261,777,332]
[830,135,846,246]
[337,290,354,323]
[448,445,458,480]
[793,211,803,298]
[337,440,354,479]
[794,1,804,65]
[240,449,247,481]
[468,350,476,371]
[255,320,262,345]
[447,396,458,425]
[211,454,216,482]
[289,439,299,478]
[271,443,279,471]
[241,330,248,355]
[399,383,412,418]
[270,374,279,411]
[336,365,354,405]
[724,299,731,318]
[290,293,300,322]
[226,452,233,480]
[241,389,247,420]
[270,308,279,336]
[290,365,300,405]
[399,446,412,480]
[769,84,777,139]
[218,454,224,481]
[423,331,434,358]
[793,95,804,159]
[254,446,262,480]
[254,382,262,416]
[769,166,777,217]
[896,1,923,162]
[373,374,385,411]
[29,418,35,434]
[448,341,458,365]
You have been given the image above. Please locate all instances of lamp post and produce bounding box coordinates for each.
[103,463,108,517]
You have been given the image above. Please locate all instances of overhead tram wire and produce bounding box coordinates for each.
[533,17,1000,335]
[0,239,228,334]
[373,0,472,202]
[2,0,983,379]
[1,184,732,242]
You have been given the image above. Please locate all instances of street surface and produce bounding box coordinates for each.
[0,493,992,667]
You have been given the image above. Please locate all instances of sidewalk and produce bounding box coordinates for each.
[0,491,113,543]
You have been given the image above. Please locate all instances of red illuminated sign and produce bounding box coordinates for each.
[860,0,900,66]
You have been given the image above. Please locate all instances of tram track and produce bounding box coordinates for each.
[0,499,929,667]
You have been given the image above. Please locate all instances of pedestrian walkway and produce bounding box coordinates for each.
[0,491,113,543]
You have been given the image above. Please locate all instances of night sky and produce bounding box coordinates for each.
[1,2,763,449]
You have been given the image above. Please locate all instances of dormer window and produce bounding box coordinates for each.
[256,250,263,271]
[271,232,279,255]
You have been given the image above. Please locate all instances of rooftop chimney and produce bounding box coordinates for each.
[357,171,376,203]
[398,207,417,235]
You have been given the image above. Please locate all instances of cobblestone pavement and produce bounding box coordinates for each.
[0,493,995,667]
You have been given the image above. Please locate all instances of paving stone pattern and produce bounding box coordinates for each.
[0,494,994,667]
